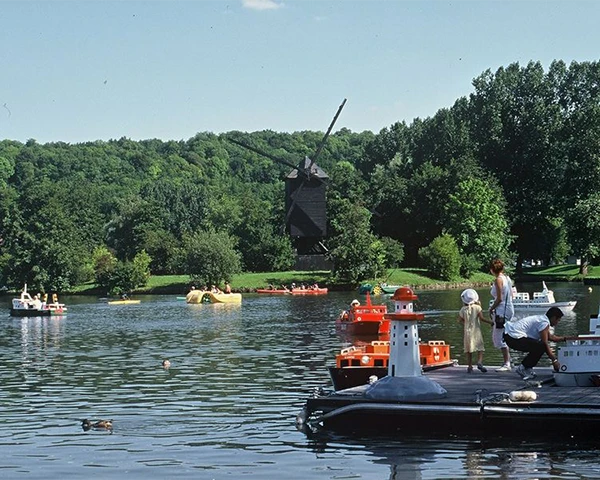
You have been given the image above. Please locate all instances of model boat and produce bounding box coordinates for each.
[328,339,453,390]
[490,281,576,314]
[336,292,389,336]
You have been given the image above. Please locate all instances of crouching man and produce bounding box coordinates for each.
[503,306,567,380]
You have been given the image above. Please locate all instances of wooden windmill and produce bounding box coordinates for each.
[230,99,347,268]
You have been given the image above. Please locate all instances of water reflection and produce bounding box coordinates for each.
[0,283,597,479]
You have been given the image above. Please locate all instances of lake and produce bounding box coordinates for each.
[1,282,599,479]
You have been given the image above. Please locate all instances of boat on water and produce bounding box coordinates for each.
[107,299,141,305]
[290,287,328,295]
[555,314,600,387]
[298,287,600,438]
[186,290,242,304]
[10,286,67,317]
[329,339,454,390]
[256,288,290,294]
[358,283,400,295]
[490,281,576,314]
[336,292,389,336]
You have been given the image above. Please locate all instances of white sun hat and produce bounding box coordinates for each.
[460,288,479,305]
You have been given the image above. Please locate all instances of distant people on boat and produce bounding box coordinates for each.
[42,293,48,308]
[224,282,232,294]
[32,295,42,310]
[458,289,493,373]
[503,306,566,379]
[210,285,222,294]
[350,299,360,308]
[52,293,59,306]
[489,259,514,372]
[121,293,129,300]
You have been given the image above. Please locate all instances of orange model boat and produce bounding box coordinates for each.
[328,340,453,390]
[336,292,389,336]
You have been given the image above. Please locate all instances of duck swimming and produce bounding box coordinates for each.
[81,419,113,432]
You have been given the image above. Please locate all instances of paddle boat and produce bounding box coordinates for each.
[290,286,328,295]
[490,281,576,314]
[329,339,453,390]
[336,292,389,336]
[10,286,67,317]
[256,287,290,294]
[186,289,242,304]
[358,283,401,295]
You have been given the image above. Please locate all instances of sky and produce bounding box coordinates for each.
[1,0,599,144]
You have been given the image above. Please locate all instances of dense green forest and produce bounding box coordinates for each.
[2,60,600,292]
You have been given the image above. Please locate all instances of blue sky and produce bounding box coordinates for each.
[1,0,599,144]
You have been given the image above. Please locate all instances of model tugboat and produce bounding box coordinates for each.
[329,339,453,390]
[336,292,389,336]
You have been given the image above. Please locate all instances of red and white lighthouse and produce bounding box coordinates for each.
[387,286,424,378]
[365,286,447,401]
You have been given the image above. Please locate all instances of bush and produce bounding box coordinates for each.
[419,234,461,281]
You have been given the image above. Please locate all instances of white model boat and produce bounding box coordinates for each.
[10,284,67,317]
[555,315,600,387]
[491,281,576,314]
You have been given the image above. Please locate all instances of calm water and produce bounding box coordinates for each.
[1,282,599,479]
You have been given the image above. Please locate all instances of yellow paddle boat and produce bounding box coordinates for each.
[185,290,242,304]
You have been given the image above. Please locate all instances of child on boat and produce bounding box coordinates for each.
[458,289,493,373]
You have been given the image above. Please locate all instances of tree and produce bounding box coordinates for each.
[182,230,242,286]
[327,199,385,283]
[419,234,461,281]
[445,177,512,270]
[566,194,600,273]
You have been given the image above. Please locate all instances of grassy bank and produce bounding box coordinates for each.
[68,264,591,295]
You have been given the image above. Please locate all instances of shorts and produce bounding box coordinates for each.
[492,325,507,349]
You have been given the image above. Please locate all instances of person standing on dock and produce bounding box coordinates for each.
[489,259,514,371]
[503,306,566,380]
[458,289,494,373]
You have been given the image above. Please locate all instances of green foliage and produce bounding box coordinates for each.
[380,236,404,268]
[92,247,151,295]
[182,230,242,286]
[4,60,600,284]
[566,193,600,262]
[445,176,513,269]
[327,199,385,283]
[419,234,461,281]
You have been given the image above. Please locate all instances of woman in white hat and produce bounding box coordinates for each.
[458,288,494,373]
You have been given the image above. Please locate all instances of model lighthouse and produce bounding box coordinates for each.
[387,286,425,377]
[365,286,447,400]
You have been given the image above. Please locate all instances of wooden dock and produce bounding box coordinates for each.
[302,365,600,438]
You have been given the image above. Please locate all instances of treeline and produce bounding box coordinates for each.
[1,60,600,292]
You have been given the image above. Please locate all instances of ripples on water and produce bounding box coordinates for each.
[0,284,599,479]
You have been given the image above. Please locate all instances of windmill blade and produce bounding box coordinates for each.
[308,98,347,171]
[229,138,301,173]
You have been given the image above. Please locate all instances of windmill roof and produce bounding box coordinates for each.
[286,156,329,179]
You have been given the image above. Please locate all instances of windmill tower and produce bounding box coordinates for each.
[230,99,346,269]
